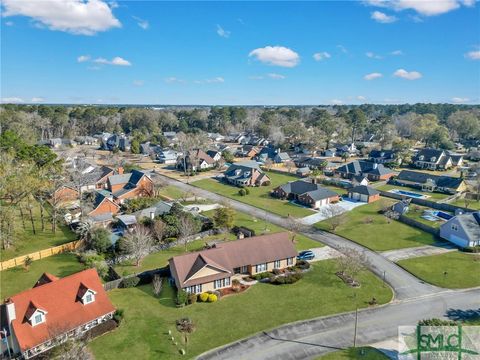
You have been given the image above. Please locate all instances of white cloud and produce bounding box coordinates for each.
[330,99,343,105]
[132,80,144,86]
[165,77,186,84]
[365,0,469,16]
[451,97,470,103]
[313,52,331,61]
[1,97,24,103]
[366,51,382,59]
[132,16,149,30]
[31,97,45,103]
[391,50,403,55]
[205,77,225,83]
[371,11,397,23]
[337,45,348,54]
[267,73,286,80]
[364,72,383,80]
[393,68,422,80]
[357,96,367,101]
[5,21,14,26]
[249,75,264,80]
[1,0,121,35]
[94,56,131,66]
[77,55,91,63]
[465,50,480,60]
[249,46,300,67]
[216,24,230,38]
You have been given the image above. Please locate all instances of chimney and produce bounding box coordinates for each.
[237,231,245,239]
[5,300,16,322]
[372,163,378,169]
[118,167,124,175]
[150,211,155,220]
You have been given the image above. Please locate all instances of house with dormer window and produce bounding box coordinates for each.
[0,269,115,359]
[412,148,463,170]
[223,161,270,187]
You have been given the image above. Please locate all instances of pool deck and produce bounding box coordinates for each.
[388,189,430,199]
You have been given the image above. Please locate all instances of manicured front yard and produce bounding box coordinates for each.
[0,253,84,299]
[376,184,450,202]
[397,251,480,289]
[315,201,437,251]
[115,210,321,276]
[1,204,77,261]
[319,347,389,360]
[158,185,186,200]
[192,172,316,218]
[90,260,393,360]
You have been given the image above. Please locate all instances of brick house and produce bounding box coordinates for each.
[272,180,339,209]
[169,232,297,294]
[347,185,380,203]
[0,269,115,359]
[106,169,154,204]
[51,186,79,207]
[224,161,270,187]
[88,191,120,217]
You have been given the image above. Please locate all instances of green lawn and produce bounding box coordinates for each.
[1,204,77,261]
[90,260,393,360]
[192,172,316,218]
[449,199,480,210]
[315,201,437,251]
[376,184,450,201]
[115,210,321,276]
[319,347,389,360]
[0,253,84,299]
[397,251,480,289]
[158,185,186,200]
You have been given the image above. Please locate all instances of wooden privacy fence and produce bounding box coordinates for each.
[0,240,84,271]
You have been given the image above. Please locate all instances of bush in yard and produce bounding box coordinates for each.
[90,228,111,254]
[262,180,271,186]
[113,309,124,324]
[238,188,247,196]
[245,188,250,195]
[272,272,303,285]
[176,289,188,307]
[188,293,197,305]
[208,293,218,302]
[253,272,272,281]
[198,292,209,302]
[121,276,140,288]
[295,260,311,270]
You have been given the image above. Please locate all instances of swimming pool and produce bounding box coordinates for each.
[389,189,429,199]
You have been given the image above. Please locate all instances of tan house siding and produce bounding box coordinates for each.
[250,258,296,275]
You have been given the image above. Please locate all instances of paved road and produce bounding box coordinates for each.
[155,173,440,300]
[198,288,480,360]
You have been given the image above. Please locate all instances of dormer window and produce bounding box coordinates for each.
[27,307,47,327]
[81,290,96,304]
[430,157,436,162]
[34,314,43,324]
[419,155,424,161]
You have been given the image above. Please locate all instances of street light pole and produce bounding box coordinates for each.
[383,270,386,287]
[353,293,358,348]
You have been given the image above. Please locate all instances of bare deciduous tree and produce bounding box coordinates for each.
[151,219,166,244]
[320,205,347,232]
[176,317,196,354]
[121,225,154,266]
[336,247,371,283]
[152,274,163,297]
[284,216,305,243]
[178,215,199,251]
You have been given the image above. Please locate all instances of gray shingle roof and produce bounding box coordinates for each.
[336,160,392,176]
[454,212,480,241]
[396,170,464,190]
[277,180,337,201]
[348,185,380,196]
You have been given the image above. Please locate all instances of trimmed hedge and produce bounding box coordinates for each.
[271,272,303,285]
[121,276,140,288]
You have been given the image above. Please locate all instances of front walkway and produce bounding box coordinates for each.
[298,199,367,225]
[380,243,457,262]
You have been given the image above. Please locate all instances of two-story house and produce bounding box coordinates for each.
[224,161,270,187]
[412,148,463,170]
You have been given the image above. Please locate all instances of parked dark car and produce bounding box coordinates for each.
[297,250,315,261]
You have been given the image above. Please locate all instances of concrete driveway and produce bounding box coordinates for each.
[299,199,367,225]
[307,247,343,262]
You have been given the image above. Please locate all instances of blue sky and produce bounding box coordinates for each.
[1,0,479,105]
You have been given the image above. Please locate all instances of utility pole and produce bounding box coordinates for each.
[383,270,386,287]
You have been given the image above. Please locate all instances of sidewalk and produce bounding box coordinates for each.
[381,243,457,262]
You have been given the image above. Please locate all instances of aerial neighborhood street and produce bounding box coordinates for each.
[1,1,480,360]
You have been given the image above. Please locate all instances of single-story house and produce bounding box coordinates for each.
[224,161,270,187]
[335,160,394,181]
[0,269,115,359]
[439,212,480,248]
[296,167,311,177]
[272,180,339,209]
[274,152,291,164]
[294,157,328,171]
[391,170,467,194]
[347,185,380,203]
[116,214,138,233]
[176,149,216,171]
[133,201,172,220]
[351,175,369,186]
[169,232,297,294]
[51,185,79,206]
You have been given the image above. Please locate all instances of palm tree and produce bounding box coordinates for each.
[176,317,196,353]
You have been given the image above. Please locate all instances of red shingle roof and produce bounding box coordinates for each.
[7,269,115,352]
